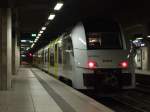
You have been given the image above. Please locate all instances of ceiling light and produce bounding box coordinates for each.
[48,14,55,20]
[42,27,46,31]
[21,40,27,43]
[54,2,63,11]
[26,48,30,50]
[31,33,36,37]
[36,36,40,39]
[147,35,150,38]
[31,43,35,48]
[39,31,44,34]
[136,37,143,40]
[29,41,33,43]
[38,34,41,36]
[35,38,38,42]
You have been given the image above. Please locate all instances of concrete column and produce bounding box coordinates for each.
[12,31,20,75]
[0,8,12,90]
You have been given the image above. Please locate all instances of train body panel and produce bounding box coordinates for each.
[33,18,135,91]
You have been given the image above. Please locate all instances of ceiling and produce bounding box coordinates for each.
[9,0,150,52]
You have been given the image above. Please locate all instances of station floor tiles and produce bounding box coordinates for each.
[0,67,114,112]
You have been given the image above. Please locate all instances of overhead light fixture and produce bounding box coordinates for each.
[39,31,44,34]
[29,41,33,43]
[38,34,41,36]
[48,13,55,20]
[34,38,38,42]
[26,48,30,50]
[54,2,64,11]
[31,33,36,37]
[42,27,46,31]
[21,40,27,43]
[147,35,150,38]
[136,37,143,40]
[141,43,145,47]
[36,36,40,39]
[31,43,35,48]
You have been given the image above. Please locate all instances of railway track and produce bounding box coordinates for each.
[82,89,150,112]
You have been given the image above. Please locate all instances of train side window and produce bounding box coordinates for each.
[58,47,62,64]
[50,49,54,66]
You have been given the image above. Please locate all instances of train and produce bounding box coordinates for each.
[33,18,136,92]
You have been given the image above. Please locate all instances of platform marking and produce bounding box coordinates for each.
[31,69,76,112]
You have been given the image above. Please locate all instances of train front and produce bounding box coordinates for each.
[71,19,135,92]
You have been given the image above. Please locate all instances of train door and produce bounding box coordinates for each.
[63,36,75,80]
[54,44,58,78]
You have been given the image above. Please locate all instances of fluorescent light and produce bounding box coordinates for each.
[31,43,35,48]
[32,33,36,37]
[147,35,150,38]
[36,36,40,39]
[38,34,41,36]
[21,55,26,57]
[42,27,46,31]
[54,2,63,10]
[26,48,30,50]
[48,14,55,20]
[39,31,44,34]
[34,38,38,42]
[29,41,33,43]
[21,40,27,42]
[137,37,143,40]
[141,43,145,47]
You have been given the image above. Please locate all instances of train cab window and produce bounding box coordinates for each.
[87,32,122,49]
[83,19,123,50]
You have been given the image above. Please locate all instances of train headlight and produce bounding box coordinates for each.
[88,61,97,69]
[120,61,128,69]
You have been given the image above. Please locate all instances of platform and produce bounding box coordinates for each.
[0,67,114,112]
[135,69,150,75]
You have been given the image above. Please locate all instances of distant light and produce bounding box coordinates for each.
[21,55,26,57]
[54,2,63,11]
[38,34,41,36]
[42,27,46,31]
[31,43,35,48]
[29,53,32,57]
[133,40,139,43]
[141,43,145,47]
[29,41,33,43]
[36,36,40,39]
[21,40,27,43]
[147,35,150,38]
[48,14,55,20]
[32,33,36,37]
[39,31,44,34]
[34,38,38,43]
[26,48,30,50]
[136,37,143,40]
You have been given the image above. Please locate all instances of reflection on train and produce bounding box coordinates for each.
[33,18,135,92]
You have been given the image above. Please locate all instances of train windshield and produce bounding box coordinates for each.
[83,19,123,49]
[87,32,122,49]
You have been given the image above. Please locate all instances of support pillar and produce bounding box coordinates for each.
[0,8,12,90]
